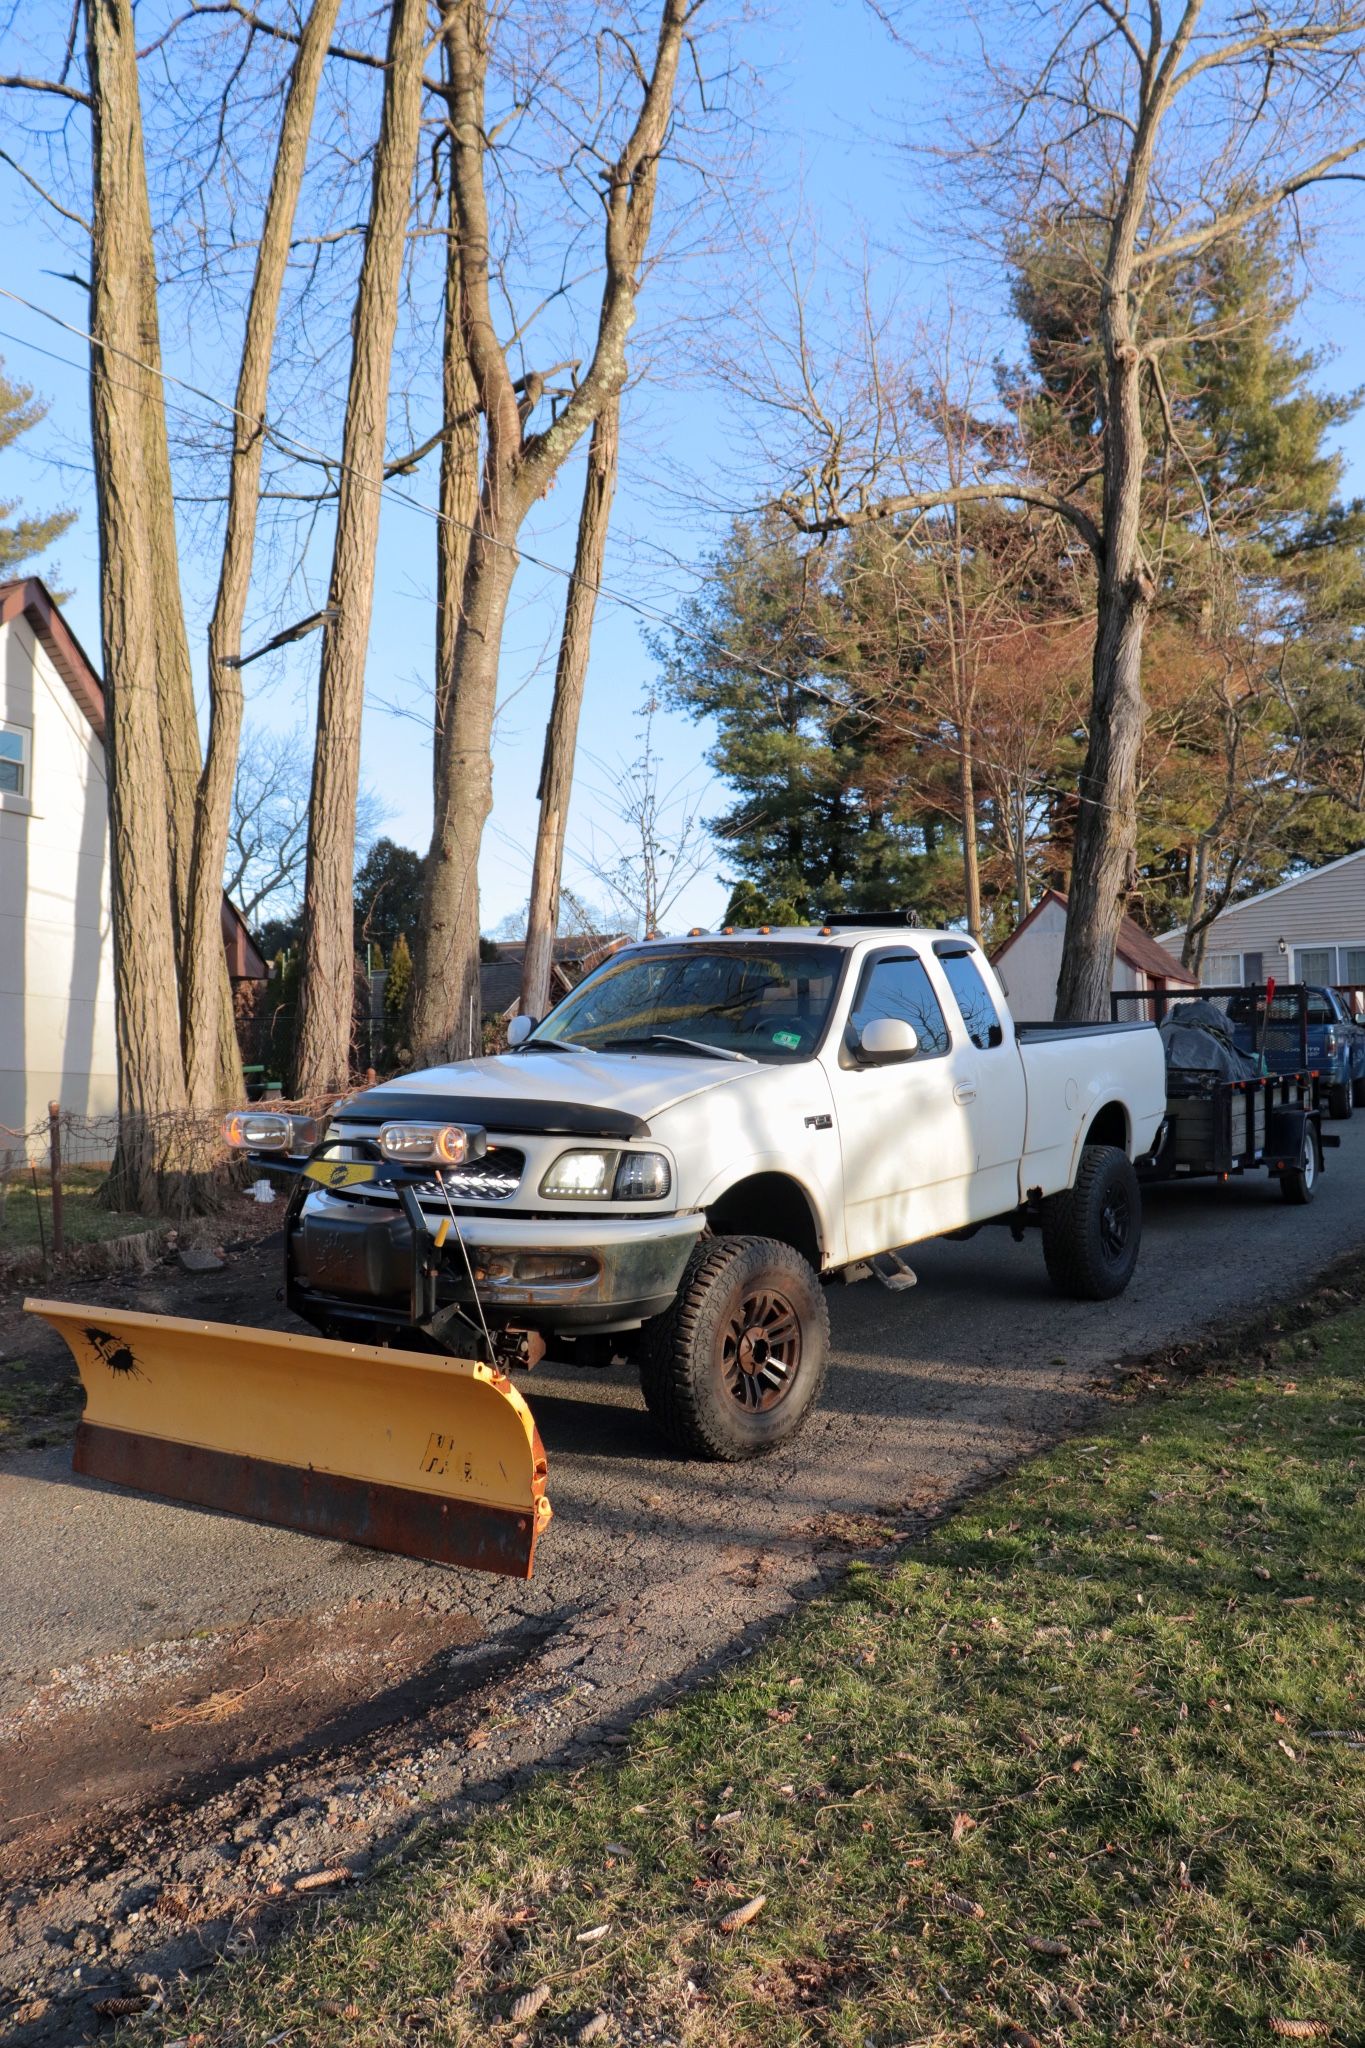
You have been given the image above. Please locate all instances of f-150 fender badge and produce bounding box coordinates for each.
[804,1113,833,1130]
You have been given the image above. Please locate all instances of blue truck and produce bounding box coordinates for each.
[1225,984,1365,1121]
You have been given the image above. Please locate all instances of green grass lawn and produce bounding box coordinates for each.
[154,1301,1365,2047]
[0,1165,159,1253]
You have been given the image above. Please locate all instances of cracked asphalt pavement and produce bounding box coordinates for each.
[2,1131,1363,2038]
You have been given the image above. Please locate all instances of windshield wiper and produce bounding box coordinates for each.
[514,1038,597,1055]
[599,1033,752,1063]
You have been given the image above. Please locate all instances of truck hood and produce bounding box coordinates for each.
[337,1046,750,1134]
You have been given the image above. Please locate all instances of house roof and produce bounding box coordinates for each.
[995,889,1199,984]
[0,577,107,738]
[1155,844,1365,944]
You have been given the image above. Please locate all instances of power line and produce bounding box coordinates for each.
[0,279,1124,818]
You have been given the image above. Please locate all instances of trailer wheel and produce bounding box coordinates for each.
[1279,1123,1318,1205]
[639,1235,830,1461]
[1040,1144,1142,1301]
[1329,1080,1355,1120]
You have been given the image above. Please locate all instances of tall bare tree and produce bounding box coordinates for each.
[775,0,1365,1017]
[183,0,342,1111]
[294,0,428,1094]
[409,0,697,1064]
[84,0,190,1205]
[521,395,621,1018]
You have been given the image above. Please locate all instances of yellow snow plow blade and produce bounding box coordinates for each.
[25,1299,551,1579]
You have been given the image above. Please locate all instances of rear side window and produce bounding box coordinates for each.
[849,955,950,1057]
[936,948,1004,1050]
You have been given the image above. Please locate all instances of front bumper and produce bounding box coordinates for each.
[289,1192,704,1338]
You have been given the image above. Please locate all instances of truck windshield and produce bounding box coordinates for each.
[532,945,842,1061]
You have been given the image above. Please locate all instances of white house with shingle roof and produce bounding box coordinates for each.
[1157,848,1365,992]
[0,578,267,1138]
[0,578,116,1135]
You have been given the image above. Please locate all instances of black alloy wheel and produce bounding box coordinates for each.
[720,1287,802,1413]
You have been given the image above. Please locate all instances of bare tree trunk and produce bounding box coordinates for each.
[294,0,426,1095]
[1014,791,1031,922]
[86,0,189,1207]
[1055,310,1151,1020]
[1182,835,1211,972]
[433,42,481,802]
[522,397,620,1019]
[183,0,340,1112]
[412,531,518,1062]
[956,719,982,942]
[410,0,689,1058]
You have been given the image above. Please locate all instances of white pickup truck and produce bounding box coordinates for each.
[260,921,1165,1461]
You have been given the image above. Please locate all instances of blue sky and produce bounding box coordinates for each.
[3,0,1365,940]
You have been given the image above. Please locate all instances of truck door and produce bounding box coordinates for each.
[932,943,1029,1218]
[831,950,977,1258]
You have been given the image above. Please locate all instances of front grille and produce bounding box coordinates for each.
[323,1146,525,1205]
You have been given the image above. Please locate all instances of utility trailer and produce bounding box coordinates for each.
[1111,983,1337,1204]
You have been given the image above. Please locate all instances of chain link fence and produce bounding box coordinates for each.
[0,1095,332,1274]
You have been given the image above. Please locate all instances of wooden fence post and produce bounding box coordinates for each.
[47,1100,65,1261]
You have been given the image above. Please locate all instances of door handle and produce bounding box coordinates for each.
[953,1082,977,1106]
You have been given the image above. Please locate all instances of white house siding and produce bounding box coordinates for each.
[993,894,1146,1020]
[1158,849,1365,990]
[0,608,116,1135]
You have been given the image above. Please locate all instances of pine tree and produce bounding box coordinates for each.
[383,932,414,1058]
[655,513,965,924]
[0,359,75,578]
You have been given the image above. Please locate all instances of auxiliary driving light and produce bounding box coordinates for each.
[377,1121,487,1165]
[223,1111,320,1154]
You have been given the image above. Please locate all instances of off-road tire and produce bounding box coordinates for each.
[639,1235,830,1461]
[1329,1080,1354,1120]
[1040,1143,1142,1301]
[1279,1122,1319,1205]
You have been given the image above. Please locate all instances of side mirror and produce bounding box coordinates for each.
[507,1013,537,1047]
[857,1017,919,1064]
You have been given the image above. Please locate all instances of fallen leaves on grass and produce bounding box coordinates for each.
[943,1893,985,1920]
[950,1812,977,1843]
[575,1923,609,1944]
[718,1896,767,1933]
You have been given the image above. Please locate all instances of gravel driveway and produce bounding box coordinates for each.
[2,1130,1363,2039]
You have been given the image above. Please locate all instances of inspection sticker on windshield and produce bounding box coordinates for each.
[772,1029,802,1050]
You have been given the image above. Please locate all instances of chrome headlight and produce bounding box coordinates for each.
[613,1150,671,1200]
[539,1148,672,1200]
[223,1111,320,1156]
[378,1122,487,1165]
[540,1149,615,1198]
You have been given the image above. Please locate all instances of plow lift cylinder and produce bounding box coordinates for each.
[25,1299,551,1578]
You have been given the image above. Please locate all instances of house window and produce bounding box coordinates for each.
[1296,947,1335,986]
[1205,951,1242,986]
[1341,947,1365,990]
[0,722,28,796]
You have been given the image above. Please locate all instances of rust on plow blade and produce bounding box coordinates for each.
[25,1299,551,1578]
